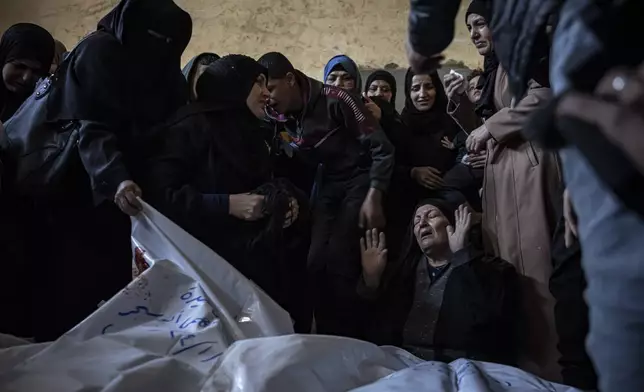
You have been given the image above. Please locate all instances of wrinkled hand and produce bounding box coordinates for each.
[411,166,444,190]
[407,39,444,74]
[360,228,388,289]
[283,197,299,229]
[362,93,382,121]
[441,136,456,150]
[563,188,579,248]
[447,204,472,253]
[229,194,265,221]
[359,189,386,229]
[114,180,143,216]
[466,126,491,153]
[465,151,487,169]
[444,72,466,102]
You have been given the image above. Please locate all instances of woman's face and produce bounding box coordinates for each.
[2,59,43,94]
[367,80,393,103]
[246,73,270,119]
[467,13,493,56]
[467,75,482,103]
[410,74,436,111]
[326,70,355,91]
[413,204,450,253]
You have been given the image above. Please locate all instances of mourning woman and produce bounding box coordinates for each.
[359,200,518,365]
[0,23,54,122]
[182,52,220,102]
[444,0,563,381]
[363,69,403,145]
[0,0,192,341]
[385,69,460,259]
[323,54,362,94]
[143,55,310,332]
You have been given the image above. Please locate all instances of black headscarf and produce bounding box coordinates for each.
[197,54,267,109]
[465,0,499,119]
[401,68,449,132]
[0,23,54,121]
[195,54,271,182]
[364,69,397,106]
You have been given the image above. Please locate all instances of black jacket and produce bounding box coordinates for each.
[360,248,519,365]
[143,105,271,253]
[285,72,394,191]
[144,104,313,313]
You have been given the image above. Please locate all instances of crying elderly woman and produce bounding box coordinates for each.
[358,199,519,365]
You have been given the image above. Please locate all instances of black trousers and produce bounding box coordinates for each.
[550,216,598,390]
[308,174,369,339]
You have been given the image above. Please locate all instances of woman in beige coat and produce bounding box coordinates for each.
[444,2,563,382]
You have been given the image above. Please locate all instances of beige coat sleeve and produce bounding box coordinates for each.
[447,96,482,133]
[485,80,552,144]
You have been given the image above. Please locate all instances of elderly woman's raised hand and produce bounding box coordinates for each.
[447,204,473,253]
[360,228,388,289]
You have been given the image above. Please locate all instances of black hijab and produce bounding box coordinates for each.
[364,69,398,107]
[0,23,54,121]
[50,0,191,128]
[401,68,449,132]
[466,0,499,119]
[195,55,271,183]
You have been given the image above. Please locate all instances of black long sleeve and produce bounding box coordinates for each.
[408,0,462,58]
[144,119,230,223]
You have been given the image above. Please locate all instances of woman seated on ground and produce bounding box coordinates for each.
[143,55,310,332]
[359,199,518,365]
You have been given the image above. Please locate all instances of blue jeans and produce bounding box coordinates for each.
[562,147,644,392]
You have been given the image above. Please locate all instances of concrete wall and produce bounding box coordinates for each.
[0,0,481,80]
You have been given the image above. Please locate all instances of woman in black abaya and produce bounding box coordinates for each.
[8,0,192,342]
[384,69,461,260]
[144,55,312,332]
[0,23,54,122]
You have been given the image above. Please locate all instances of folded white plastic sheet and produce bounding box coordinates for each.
[0,202,293,391]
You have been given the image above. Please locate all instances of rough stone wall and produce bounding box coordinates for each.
[0,0,481,79]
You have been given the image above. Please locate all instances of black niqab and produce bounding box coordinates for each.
[401,69,448,132]
[0,23,54,121]
[51,0,191,126]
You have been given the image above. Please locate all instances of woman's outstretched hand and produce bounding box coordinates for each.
[447,204,473,253]
[360,228,388,289]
